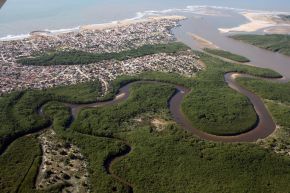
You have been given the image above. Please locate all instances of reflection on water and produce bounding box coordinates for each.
[0,0,6,9]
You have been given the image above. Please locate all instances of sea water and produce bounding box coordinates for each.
[0,0,290,38]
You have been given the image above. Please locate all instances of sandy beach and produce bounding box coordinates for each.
[219,12,278,33]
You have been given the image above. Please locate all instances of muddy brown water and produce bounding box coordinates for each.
[64,75,280,142]
[172,17,290,79]
[1,75,284,193]
[170,73,277,142]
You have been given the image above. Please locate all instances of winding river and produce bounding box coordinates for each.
[62,73,281,143]
[1,66,287,192]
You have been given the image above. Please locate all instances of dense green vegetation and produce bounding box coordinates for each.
[236,75,290,158]
[49,81,290,193]
[204,48,250,63]
[18,42,190,66]
[71,83,175,136]
[231,34,290,56]
[1,43,290,193]
[0,134,65,193]
[113,127,290,193]
[181,52,280,135]
[0,80,102,153]
[237,77,290,105]
[0,47,283,153]
[0,135,41,193]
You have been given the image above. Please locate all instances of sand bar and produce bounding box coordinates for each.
[188,32,218,49]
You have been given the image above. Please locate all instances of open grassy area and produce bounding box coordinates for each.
[231,34,290,57]
[17,42,190,66]
[204,48,250,63]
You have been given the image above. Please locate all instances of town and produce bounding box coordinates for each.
[0,16,203,95]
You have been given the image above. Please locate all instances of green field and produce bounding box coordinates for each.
[231,34,290,56]
[1,43,290,193]
[17,42,190,66]
[204,48,250,63]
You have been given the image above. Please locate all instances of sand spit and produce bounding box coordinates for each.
[81,15,186,31]
[219,12,290,33]
[188,33,218,49]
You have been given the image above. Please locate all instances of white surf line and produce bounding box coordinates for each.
[2,5,290,41]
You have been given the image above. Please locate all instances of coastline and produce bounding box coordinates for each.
[81,15,186,31]
[2,5,290,41]
[219,11,290,33]
[0,15,186,41]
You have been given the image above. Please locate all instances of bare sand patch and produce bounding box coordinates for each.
[115,93,126,100]
[188,33,218,49]
[151,118,173,132]
[36,129,89,193]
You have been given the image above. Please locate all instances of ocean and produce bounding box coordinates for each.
[0,0,290,38]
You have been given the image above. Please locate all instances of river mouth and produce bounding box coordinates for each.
[172,15,290,79]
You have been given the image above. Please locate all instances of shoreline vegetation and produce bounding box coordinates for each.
[203,48,250,63]
[1,33,290,192]
[231,34,290,57]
